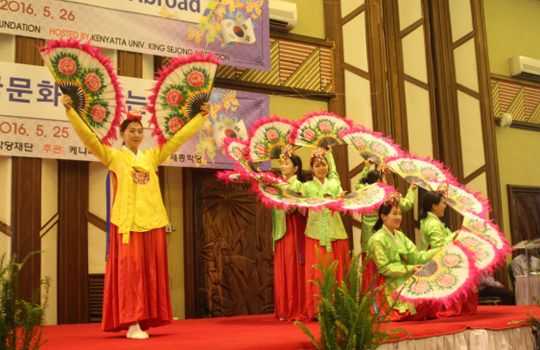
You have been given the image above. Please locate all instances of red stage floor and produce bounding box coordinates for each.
[40,306,535,350]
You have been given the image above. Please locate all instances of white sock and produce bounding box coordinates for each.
[126,323,149,339]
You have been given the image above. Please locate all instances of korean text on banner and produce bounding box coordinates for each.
[0,61,270,169]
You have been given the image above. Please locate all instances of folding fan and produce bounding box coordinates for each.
[386,154,456,189]
[216,170,242,184]
[335,183,395,215]
[247,116,297,162]
[222,137,253,173]
[339,126,402,164]
[455,229,501,274]
[216,169,285,186]
[396,242,479,307]
[289,111,353,148]
[147,52,219,146]
[461,214,511,258]
[428,181,491,219]
[220,137,286,185]
[253,182,340,212]
[39,39,123,146]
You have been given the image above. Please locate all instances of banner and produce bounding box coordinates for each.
[0,0,271,70]
[0,61,269,169]
[62,0,210,23]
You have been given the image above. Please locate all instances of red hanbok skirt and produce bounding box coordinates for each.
[436,289,478,317]
[305,236,350,319]
[274,210,307,321]
[102,224,173,332]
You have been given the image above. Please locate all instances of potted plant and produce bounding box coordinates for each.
[295,252,404,350]
[0,252,50,350]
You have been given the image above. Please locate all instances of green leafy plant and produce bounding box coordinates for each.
[508,296,540,349]
[0,252,50,350]
[295,252,406,350]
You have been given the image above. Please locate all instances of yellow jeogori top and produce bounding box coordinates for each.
[66,108,205,243]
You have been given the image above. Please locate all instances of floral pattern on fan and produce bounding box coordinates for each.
[339,126,402,164]
[289,112,354,148]
[397,242,477,305]
[183,67,211,90]
[159,67,212,137]
[455,229,498,273]
[247,116,295,162]
[40,39,124,146]
[461,214,510,255]
[161,84,188,110]
[87,100,110,128]
[223,137,252,172]
[147,52,220,146]
[336,183,394,215]
[50,53,110,129]
[386,154,456,189]
[428,181,491,219]
[51,51,84,80]
[82,67,107,96]
[254,182,340,212]
[217,170,285,186]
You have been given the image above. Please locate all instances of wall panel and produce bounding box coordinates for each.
[57,160,89,324]
[41,158,58,325]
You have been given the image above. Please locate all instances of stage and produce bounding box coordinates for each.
[41,306,536,350]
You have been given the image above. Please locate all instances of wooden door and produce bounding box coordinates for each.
[508,185,540,252]
[184,169,274,318]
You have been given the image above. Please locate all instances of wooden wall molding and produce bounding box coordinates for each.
[183,167,198,319]
[492,73,540,89]
[428,0,464,182]
[451,31,475,50]
[324,0,351,246]
[400,18,424,38]
[40,213,59,239]
[343,62,370,80]
[421,0,441,160]
[86,212,107,232]
[58,160,89,324]
[404,74,430,90]
[365,0,390,135]
[456,83,481,99]
[12,37,44,303]
[471,0,504,227]
[269,30,333,47]
[213,78,335,102]
[462,165,487,185]
[508,121,540,132]
[382,0,415,239]
[11,157,42,302]
[427,0,465,231]
[0,220,13,237]
[341,4,366,26]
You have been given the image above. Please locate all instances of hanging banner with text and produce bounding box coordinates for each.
[0,0,270,70]
[0,61,269,169]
